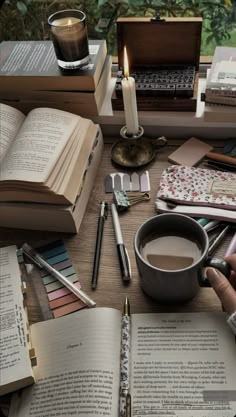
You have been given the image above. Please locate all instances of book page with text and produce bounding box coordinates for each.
[131,312,236,417]
[0,246,34,395]
[0,103,25,164]
[9,308,122,417]
[0,107,80,183]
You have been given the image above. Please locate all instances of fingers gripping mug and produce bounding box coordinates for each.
[134,213,230,302]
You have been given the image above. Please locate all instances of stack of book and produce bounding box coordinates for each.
[0,40,111,118]
[202,46,236,122]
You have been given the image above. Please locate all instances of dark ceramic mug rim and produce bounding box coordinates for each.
[134,213,209,273]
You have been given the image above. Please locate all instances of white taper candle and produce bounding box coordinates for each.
[121,46,139,135]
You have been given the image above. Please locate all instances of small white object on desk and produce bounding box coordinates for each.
[121,46,139,135]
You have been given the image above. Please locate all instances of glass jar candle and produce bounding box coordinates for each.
[48,9,89,70]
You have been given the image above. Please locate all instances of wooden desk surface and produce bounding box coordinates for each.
[0,139,232,323]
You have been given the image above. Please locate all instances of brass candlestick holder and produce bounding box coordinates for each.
[111,125,167,168]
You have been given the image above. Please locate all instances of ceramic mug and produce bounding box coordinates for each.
[134,213,230,302]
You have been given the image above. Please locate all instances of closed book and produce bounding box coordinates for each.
[205,46,236,96]
[205,94,236,106]
[0,56,112,117]
[204,101,236,123]
[0,40,107,92]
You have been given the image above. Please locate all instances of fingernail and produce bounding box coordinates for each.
[206,267,222,283]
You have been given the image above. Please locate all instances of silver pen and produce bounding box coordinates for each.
[208,224,230,255]
[111,203,131,282]
[120,297,131,417]
[22,243,96,308]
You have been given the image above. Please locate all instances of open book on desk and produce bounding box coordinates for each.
[8,307,236,416]
[0,103,100,205]
[0,246,36,396]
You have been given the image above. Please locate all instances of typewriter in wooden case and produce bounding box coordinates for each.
[112,17,202,112]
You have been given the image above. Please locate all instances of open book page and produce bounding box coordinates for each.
[9,308,122,417]
[0,107,80,183]
[131,312,236,416]
[46,117,92,192]
[51,123,98,202]
[0,103,25,164]
[0,246,34,395]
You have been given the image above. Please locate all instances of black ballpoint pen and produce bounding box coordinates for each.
[111,203,131,282]
[91,201,108,289]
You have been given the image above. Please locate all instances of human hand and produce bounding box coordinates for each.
[206,254,236,314]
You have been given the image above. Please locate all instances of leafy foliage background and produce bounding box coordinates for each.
[0,0,236,56]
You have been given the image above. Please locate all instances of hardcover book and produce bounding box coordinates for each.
[0,56,112,117]
[0,40,107,92]
[6,307,236,416]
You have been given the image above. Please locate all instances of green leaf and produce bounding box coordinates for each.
[16,1,28,15]
[97,0,108,7]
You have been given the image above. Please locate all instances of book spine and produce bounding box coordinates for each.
[205,95,236,106]
[205,87,236,98]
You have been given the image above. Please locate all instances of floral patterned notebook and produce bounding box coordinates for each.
[156,165,236,222]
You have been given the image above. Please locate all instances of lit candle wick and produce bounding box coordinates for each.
[67,18,73,27]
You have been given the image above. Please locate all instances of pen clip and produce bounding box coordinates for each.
[100,201,108,219]
[124,246,131,279]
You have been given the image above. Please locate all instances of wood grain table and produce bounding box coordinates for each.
[0,139,233,326]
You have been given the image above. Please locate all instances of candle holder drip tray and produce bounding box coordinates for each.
[111,126,167,168]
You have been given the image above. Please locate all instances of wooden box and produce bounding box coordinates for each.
[112,17,202,112]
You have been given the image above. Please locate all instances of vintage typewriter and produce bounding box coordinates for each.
[112,17,202,112]
[115,65,196,98]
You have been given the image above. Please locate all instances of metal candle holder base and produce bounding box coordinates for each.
[111,125,167,168]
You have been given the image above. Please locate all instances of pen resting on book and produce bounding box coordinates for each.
[120,297,131,417]
[22,243,96,308]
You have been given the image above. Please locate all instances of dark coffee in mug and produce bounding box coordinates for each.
[141,233,202,270]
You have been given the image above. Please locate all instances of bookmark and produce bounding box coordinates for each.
[26,240,85,319]
[104,175,113,193]
[114,173,122,191]
[131,172,140,191]
[123,173,131,191]
[140,171,151,192]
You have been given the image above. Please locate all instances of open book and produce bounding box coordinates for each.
[8,302,236,415]
[0,103,99,205]
[0,246,35,396]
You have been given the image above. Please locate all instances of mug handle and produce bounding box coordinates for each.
[200,256,231,287]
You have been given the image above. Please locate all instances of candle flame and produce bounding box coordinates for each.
[123,46,129,78]
[67,18,72,26]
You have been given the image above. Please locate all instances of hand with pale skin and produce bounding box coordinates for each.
[206,254,236,314]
